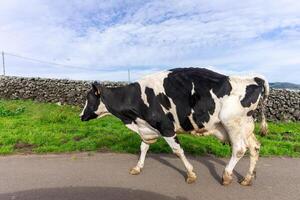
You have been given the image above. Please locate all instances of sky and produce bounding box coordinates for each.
[0,0,300,83]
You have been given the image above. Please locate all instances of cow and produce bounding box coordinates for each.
[80,67,269,186]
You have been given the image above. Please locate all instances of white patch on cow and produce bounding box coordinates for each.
[188,109,198,130]
[95,100,110,118]
[198,89,232,141]
[126,118,160,143]
[188,82,198,130]
[201,90,222,130]
[191,82,195,95]
[126,122,139,133]
[80,100,88,116]
[219,96,244,123]
[160,104,168,113]
[168,98,182,132]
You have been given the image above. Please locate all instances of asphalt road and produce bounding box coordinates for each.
[0,153,299,200]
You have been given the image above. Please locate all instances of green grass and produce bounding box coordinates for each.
[0,99,299,157]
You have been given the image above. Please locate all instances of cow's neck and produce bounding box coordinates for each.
[100,83,143,122]
[100,84,132,112]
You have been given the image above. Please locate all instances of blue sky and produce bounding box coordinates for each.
[0,0,300,83]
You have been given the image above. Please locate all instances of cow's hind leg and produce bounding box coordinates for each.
[221,118,251,185]
[164,135,197,184]
[130,141,150,175]
[240,133,260,186]
[222,136,247,185]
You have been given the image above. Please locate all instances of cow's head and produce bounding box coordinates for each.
[80,82,109,121]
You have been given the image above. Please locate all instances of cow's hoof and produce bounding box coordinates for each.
[186,171,197,184]
[129,166,141,175]
[222,171,233,186]
[240,175,253,186]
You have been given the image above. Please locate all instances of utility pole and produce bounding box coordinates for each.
[128,69,131,83]
[1,51,5,76]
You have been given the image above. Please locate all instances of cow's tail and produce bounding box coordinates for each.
[255,76,269,136]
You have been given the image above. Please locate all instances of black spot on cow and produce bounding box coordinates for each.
[241,79,263,107]
[254,77,265,87]
[254,76,268,100]
[157,93,171,110]
[166,112,175,122]
[101,83,147,124]
[144,87,175,137]
[163,68,232,131]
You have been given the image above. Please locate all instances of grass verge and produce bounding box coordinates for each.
[0,99,299,157]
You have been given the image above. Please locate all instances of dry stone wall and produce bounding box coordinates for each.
[262,89,300,121]
[0,76,126,106]
[0,75,299,121]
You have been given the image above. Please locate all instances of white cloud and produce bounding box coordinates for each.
[0,0,299,83]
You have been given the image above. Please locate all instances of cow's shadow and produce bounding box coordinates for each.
[0,187,187,200]
[148,154,187,178]
[149,154,244,184]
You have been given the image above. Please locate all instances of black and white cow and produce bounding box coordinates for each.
[80,68,269,186]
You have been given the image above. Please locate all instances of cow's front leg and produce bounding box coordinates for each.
[164,136,197,184]
[130,141,149,175]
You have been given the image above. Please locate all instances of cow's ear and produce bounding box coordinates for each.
[92,82,101,96]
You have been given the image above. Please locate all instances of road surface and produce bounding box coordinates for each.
[0,153,299,200]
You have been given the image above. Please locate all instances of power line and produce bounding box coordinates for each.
[3,51,129,73]
[4,51,101,71]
